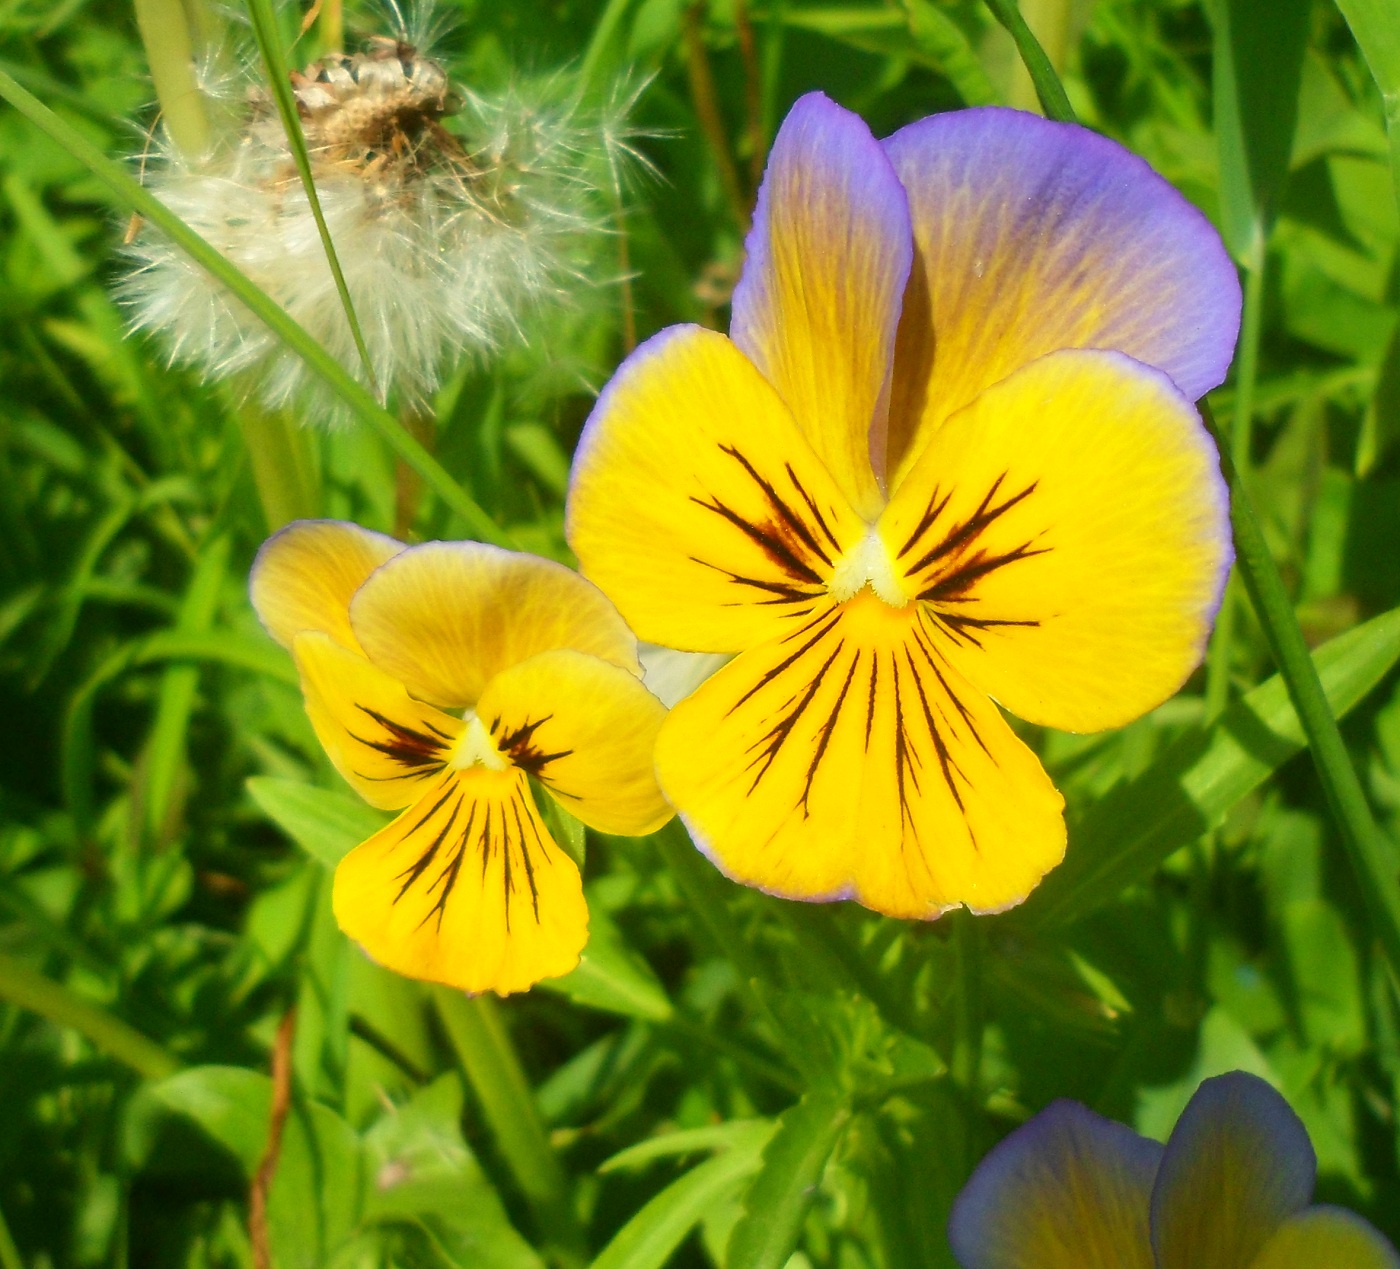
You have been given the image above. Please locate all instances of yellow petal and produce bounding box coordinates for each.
[250,519,403,651]
[730,92,912,515]
[294,631,463,810]
[348,542,640,711]
[655,591,1065,917]
[477,649,672,836]
[333,767,588,995]
[881,350,1231,734]
[1249,1208,1400,1269]
[568,324,865,653]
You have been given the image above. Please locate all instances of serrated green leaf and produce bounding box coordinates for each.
[725,1090,853,1269]
[247,776,389,869]
[1027,606,1400,928]
[591,1121,774,1269]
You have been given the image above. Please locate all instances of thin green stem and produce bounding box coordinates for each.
[133,0,211,158]
[235,403,321,530]
[981,0,1076,122]
[0,952,182,1079]
[433,990,584,1259]
[1202,401,1400,981]
[0,68,511,546]
[951,914,983,1093]
[1205,247,1267,719]
[245,0,379,396]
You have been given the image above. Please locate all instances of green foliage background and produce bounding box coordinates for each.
[0,0,1399,1265]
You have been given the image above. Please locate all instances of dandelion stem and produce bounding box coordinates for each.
[981,0,1076,123]
[0,68,513,548]
[1201,401,1400,985]
[319,0,344,52]
[0,952,182,1079]
[236,403,321,530]
[244,0,380,399]
[134,0,211,157]
[683,1,753,234]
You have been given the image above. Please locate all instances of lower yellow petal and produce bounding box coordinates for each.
[1249,1208,1399,1269]
[250,519,402,651]
[333,767,588,995]
[477,649,673,837]
[881,349,1231,734]
[655,591,1065,917]
[294,631,463,810]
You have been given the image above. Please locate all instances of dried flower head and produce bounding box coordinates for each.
[119,12,643,426]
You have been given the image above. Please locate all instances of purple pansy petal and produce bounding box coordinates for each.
[881,107,1241,486]
[1150,1072,1316,1269]
[731,91,912,518]
[1250,1206,1400,1269]
[948,1100,1162,1269]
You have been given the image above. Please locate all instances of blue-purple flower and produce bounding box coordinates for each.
[950,1071,1399,1268]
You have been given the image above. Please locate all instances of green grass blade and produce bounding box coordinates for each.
[1027,604,1400,928]
[0,952,182,1078]
[1203,403,1400,984]
[1333,0,1400,212]
[981,0,1075,122]
[244,0,378,394]
[0,67,511,547]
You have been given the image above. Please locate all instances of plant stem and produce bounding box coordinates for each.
[1202,402,1400,982]
[683,1,753,234]
[0,952,182,1079]
[235,404,321,530]
[433,990,583,1258]
[1205,245,1267,719]
[951,914,983,1092]
[0,68,511,547]
[982,0,1076,123]
[134,0,211,158]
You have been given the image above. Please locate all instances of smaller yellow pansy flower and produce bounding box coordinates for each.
[250,520,672,995]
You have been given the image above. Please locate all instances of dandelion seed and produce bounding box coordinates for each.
[119,9,645,427]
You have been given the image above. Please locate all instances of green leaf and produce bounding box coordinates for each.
[150,1065,363,1269]
[725,1090,854,1269]
[538,901,673,1022]
[246,777,389,868]
[361,1074,544,1269]
[591,1121,775,1269]
[1027,605,1400,928]
[600,1120,772,1174]
[1210,0,1311,256]
[900,0,1000,106]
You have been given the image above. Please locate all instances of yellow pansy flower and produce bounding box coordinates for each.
[566,95,1239,918]
[250,520,671,994]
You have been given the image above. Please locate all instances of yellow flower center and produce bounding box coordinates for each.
[448,713,510,771]
[828,527,909,607]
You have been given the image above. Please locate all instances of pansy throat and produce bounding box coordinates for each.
[566,94,1240,918]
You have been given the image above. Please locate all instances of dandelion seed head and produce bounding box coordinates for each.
[118,8,649,428]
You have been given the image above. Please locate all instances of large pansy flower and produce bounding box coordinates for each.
[566,95,1240,917]
[950,1071,1400,1268]
[250,520,671,994]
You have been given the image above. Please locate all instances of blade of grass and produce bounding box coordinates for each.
[0,952,182,1078]
[244,0,378,397]
[1334,0,1400,213]
[0,68,511,547]
[981,0,1075,122]
[1203,401,1400,982]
